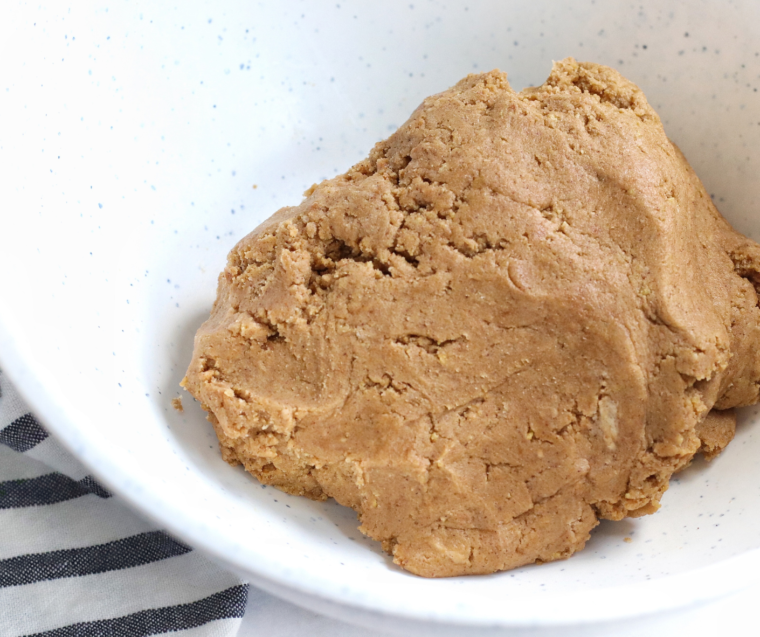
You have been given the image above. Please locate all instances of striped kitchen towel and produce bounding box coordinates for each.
[0,369,248,637]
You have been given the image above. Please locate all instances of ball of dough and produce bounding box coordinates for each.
[185,59,760,577]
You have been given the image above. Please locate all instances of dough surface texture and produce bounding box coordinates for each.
[184,59,760,577]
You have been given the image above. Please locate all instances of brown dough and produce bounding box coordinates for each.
[184,59,760,577]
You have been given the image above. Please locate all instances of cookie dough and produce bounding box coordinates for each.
[184,59,760,577]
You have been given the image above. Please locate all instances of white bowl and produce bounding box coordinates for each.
[2,1,760,633]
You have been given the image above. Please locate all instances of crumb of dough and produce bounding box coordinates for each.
[624,537,633,543]
[171,397,184,413]
[184,58,760,577]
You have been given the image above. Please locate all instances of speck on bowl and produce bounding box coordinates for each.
[1,1,760,633]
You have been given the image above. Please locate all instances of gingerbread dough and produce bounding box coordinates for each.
[184,59,760,577]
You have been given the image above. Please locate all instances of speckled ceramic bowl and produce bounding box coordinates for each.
[2,1,760,633]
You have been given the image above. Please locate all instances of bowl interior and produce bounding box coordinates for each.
[2,0,760,627]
